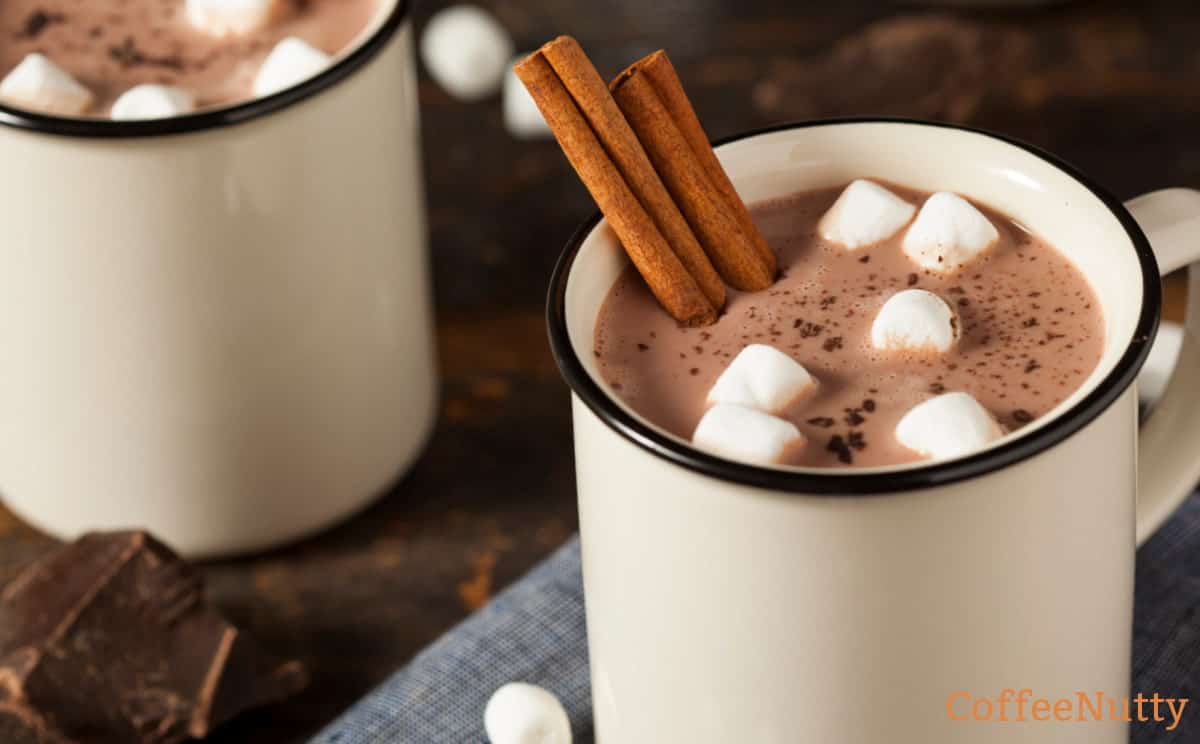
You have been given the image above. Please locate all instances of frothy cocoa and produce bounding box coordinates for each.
[0,0,380,115]
[593,182,1105,468]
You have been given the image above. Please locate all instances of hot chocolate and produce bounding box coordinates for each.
[0,0,379,116]
[594,181,1105,468]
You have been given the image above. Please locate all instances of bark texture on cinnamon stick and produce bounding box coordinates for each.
[514,47,717,326]
[613,50,777,281]
[611,69,775,291]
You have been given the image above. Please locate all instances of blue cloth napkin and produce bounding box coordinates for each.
[314,494,1200,744]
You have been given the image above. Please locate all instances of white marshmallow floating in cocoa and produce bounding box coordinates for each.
[818,179,917,250]
[693,404,805,466]
[504,55,551,138]
[420,5,514,101]
[484,682,572,744]
[111,85,196,120]
[186,0,283,36]
[253,37,331,97]
[902,191,999,272]
[0,53,93,116]
[706,344,817,415]
[895,392,1004,461]
[871,289,959,353]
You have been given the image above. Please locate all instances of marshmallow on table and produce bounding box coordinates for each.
[186,0,282,36]
[871,289,958,353]
[707,344,817,414]
[111,85,196,120]
[896,392,1004,461]
[902,191,999,272]
[504,55,551,138]
[818,179,917,250]
[484,682,572,744]
[0,54,93,116]
[693,404,805,466]
[253,37,331,97]
[420,5,514,101]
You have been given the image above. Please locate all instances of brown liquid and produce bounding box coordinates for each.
[594,183,1105,468]
[0,0,380,115]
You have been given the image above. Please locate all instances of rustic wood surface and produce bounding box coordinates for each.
[1,0,1197,741]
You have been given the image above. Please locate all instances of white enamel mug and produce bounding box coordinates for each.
[0,0,435,558]
[548,120,1200,743]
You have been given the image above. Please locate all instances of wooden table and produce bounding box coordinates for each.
[1,0,1197,740]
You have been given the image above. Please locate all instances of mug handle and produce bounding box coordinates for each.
[1125,188,1200,545]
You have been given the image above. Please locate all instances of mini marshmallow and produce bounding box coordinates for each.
[693,404,805,466]
[871,289,958,353]
[902,191,999,272]
[186,0,283,36]
[111,85,196,120]
[253,37,331,97]
[504,55,550,138]
[707,344,817,414]
[420,5,514,101]
[818,179,916,250]
[0,54,93,116]
[484,682,572,744]
[895,392,1004,461]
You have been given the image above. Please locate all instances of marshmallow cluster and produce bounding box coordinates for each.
[421,5,514,101]
[818,179,916,250]
[484,682,572,744]
[871,289,958,353]
[819,181,999,273]
[692,344,814,465]
[0,54,93,116]
[895,392,1004,461]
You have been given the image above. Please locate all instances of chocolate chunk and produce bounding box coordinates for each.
[1012,409,1034,424]
[862,399,876,412]
[907,273,919,286]
[843,408,865,426]
[806,416,835,428]
[822,336,843,352]
[0,532,306,744]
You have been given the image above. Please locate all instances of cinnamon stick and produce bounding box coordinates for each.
[610,70,775,291]
[538,37,726,312]
[613,51,777,278]
[513,50,718,326]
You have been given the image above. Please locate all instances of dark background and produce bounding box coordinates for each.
[1,0,1197,740]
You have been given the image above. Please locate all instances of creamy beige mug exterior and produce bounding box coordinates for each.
[551,120,1200,743]
[0,0,435,558]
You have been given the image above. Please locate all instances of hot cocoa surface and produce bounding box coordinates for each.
[0,0,380,115]
[593,182,1105,468]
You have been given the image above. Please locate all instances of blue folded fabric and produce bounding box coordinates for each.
[314,493,1200,744]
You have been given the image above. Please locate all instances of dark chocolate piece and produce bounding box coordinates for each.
[0,532,306,744]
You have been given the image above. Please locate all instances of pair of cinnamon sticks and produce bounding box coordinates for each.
[514,37,776,326]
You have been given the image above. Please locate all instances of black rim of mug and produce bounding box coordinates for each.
[546,117,1162,495]
[0,0,410,137]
